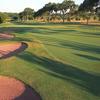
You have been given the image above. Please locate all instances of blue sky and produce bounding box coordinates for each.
[0,0,84,13]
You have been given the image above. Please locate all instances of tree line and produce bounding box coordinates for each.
[0,0,100,24]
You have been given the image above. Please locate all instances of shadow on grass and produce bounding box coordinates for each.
[15,85,42,100]
[11,37,32,42]
[14,22,81,26]
[16,52,100,96]
[15,22,100,26]
[0,26,100,37]
[35,39,100,54]
[78,31,100,36]
[0,27,54,34]
[74,53,100,61]
[58,40,100,54]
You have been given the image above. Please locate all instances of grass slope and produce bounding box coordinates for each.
[0,23,100,100]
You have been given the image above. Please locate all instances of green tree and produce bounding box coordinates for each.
[44,3,56,22]
[35,0,77,23]
[4,13,19,21]
[34,2,56,22]
[24,8,34,20]
[79,0,100,24]
[96,7,100,21]
[79,0,99,11]
[19,12,25,21]
[54,0,76,23]
[19,8,34,21]
[0,12,8,23]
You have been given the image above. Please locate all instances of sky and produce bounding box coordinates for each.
[0,0,84,13]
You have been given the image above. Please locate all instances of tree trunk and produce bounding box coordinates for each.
[62,14,65,23]
[63,18,65,23]
[86,18,89,25]
[62,12,65,23]
[60,11,65,23]
[48,15,50,23]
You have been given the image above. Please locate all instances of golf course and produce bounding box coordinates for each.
[0,22,100,100]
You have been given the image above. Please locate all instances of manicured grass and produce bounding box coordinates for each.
[0,23,100,100]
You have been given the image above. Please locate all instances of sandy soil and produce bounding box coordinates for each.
[0,42,28,59]
[0,33,41,100]
[0,33,14,39]
[0,76,41,100]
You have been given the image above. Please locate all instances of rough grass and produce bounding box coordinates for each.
[0,23,100,100]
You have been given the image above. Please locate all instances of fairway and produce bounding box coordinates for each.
[0,23,100,100]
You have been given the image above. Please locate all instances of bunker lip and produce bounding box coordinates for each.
[0,76,41,100]
[0,42,28,59]
[0,33,15,39]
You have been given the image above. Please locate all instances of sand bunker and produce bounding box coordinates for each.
[0,76,41,100]
[0,42,28,59]
[0,33,14,39]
